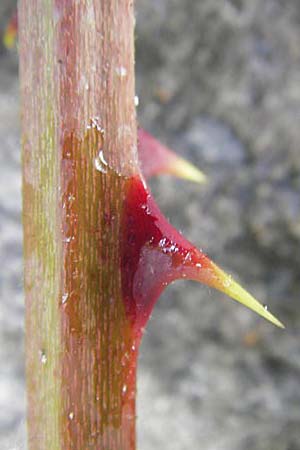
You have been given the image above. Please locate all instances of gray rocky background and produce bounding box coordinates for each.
[1,1,300,449]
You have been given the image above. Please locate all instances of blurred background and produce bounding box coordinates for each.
[1,1,300,449]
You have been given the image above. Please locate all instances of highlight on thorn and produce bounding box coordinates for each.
[138,128,206,183]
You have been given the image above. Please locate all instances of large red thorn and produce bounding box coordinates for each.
[121,175,284,337]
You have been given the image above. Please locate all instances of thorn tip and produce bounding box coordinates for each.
[208,263,285,329]
[170,156,207,184]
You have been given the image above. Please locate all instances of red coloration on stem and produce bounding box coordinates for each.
[59,127,138,450]
[20,0,138,447]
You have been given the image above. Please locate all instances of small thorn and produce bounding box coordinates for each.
[3,10,18,50]
[138,128,206,183]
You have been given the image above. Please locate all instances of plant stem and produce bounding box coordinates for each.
[19,1,137,449]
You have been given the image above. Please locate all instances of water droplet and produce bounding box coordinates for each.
[196,263,202,268]
[116,66,127,77]
[141,203,151,215]
[169,244,178,253]
[263,304,268,311]
[184,251,192,262]
[122,384,127,394]
[39,350,47,365]
[99,150,107,165]
[223,276,232,288]
[88,117,104,134]
[158,237,167,248]
[62,293,69,304]
[63,236,73,243]
[69,411,74,420]
[94,149,108,173]
[85,82,89,91]
[121,352,130,367]
[134,95,139,106]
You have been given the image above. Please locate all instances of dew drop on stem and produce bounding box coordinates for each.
[115,66,127,77]
[62,293,69,305]
[39,350,47,365]
[94,150,108,173]
[223,275,232,288]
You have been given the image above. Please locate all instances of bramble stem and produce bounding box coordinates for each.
[19,1,137,449]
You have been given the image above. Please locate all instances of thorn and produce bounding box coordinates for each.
[121,175,284,333]
[138,128,206,183]
[3,10,18,50]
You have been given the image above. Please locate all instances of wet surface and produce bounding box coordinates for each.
[1,0,300,449]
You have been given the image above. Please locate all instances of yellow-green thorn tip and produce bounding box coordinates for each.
[210,264,285,329]
[169,156,207,184]
[3,12,18,50]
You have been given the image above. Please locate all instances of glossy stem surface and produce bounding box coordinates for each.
[19,1,138,449]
